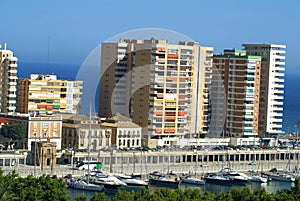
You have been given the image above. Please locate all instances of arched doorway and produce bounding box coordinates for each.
[47,158,51,166]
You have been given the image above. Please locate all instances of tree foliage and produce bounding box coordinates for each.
[0,169,69,201]
[1,123,26,140]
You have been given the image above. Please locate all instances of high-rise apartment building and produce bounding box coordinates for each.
[243,44,286,136]
[99,39,213,143]
[212,49,261,137]
[0,43,18,113]
[17,74,83,115]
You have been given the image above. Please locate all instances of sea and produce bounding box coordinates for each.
[17,62,300,133]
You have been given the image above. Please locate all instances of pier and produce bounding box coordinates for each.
[72,148,300,175]
[1,149,300,177]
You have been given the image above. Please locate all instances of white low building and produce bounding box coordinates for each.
[101,114,142,148]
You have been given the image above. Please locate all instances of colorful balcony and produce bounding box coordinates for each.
[167,54,179,59]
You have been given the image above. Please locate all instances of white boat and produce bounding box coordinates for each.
[118,174,148,187]
[249,175,268,183]
[88,174,127,189]
[268,173,295,182]
[181,175,205,185]
[149,172,180,187]
[222,169,249,183]
[68,180,104,192]
[205,173,231,184]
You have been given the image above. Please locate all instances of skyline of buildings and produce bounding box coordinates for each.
[98,39,286,144]
[0,40,287,148]
[99,39,213,146]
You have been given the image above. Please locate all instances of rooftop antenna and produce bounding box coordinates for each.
[46,36,51,74]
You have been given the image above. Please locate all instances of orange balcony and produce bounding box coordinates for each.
[156,93,164,99]
[154,111,163,116]
[157,47,166,52]
[167,54,178,59]
[165,116,176,121]
[179,77,188,82]
[178,111,187,116]
[37,104,46,109]
[166,77,177,82]
[46,105,53,110]
[164,128,176,133]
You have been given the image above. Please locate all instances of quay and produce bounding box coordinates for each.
[1,149,300,177]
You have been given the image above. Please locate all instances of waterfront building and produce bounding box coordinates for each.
[243,44,286,136]
[99,39,213,145]
[101,114,142,148]
[62,114,112,150]
[0,113,62,150]
[212,49,261,137]
[0,43,18,113]
[17,74,83,115]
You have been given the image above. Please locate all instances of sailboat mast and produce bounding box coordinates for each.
[168,128,170,178]
[87,104,92,183]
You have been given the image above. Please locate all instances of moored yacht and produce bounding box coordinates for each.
[81,173,127,189]
[181,174,205,185]
[67,179,104,192]
[149,171,180,187]
[249,175,268,183]
[117,174,148,187]
[205,168,249,184]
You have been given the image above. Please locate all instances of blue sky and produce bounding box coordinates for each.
[1,0,300,74]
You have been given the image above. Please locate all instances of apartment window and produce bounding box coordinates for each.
[53,122,57,128]
[43,122,49,128]
[34,122,37,128]
[43,130,47,137]
[33,130,37,137]
[53,130,57,137]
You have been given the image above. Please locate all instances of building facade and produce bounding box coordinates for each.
[101,114,142,149]
[17,74,83,115]
[62,114,112,150]
[0,43,18,113]
[0,113,62,150]
[243,44,286,136]
[212,49,261,137]
[99,39,213,144]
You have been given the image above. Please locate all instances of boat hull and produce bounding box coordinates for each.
[68,181,104,192]
[181,178,205,185]
[149,178,180,188]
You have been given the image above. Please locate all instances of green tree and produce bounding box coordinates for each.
[252,188,274,201]
[291,178,300,201]
[216,192,234,201]
[134,187,151,201]
[274,189,295,201]
[1,123,26,140]
[111,189,134,201]
[75,194,88,201]
[91,192,108,201]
